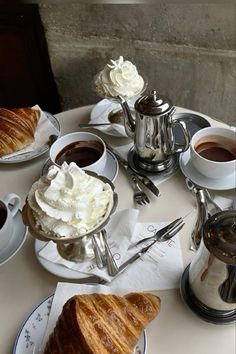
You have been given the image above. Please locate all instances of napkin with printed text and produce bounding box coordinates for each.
[38,208,184,291]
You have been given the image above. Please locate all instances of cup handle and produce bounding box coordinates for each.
[172,119,191,153]
[3,193,21,217]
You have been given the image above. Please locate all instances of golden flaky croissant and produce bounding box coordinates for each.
[0,107,40,156]
[44,292,161,354]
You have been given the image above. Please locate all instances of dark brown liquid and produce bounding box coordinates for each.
[0,203,7,230]
[55,140,104,167]
[195,136,236,162]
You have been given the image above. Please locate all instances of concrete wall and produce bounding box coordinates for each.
[39,4,236,125]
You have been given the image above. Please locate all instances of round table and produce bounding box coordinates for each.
[0,105,235,354]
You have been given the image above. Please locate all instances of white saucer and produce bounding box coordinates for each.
[41,149,119,182]
[179,149,236,190]
[35,240,94,280]
[0,209,27,266]
[90,98,133,137]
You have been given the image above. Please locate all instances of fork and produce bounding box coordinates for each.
[118,222,184,275]
[131,175,150,205]
[128,217,184,249]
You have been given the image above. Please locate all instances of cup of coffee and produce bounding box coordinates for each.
[190,127,236,179]
[49,132,107,174]
[0,193,21,250]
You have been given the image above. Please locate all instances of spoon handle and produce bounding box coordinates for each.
[78,123,111,127]
[101,229,119,277]
[91,234,105,269]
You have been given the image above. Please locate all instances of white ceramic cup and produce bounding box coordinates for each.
[190,127,236,179]
[0,193,21,251]
[49,132,107,174]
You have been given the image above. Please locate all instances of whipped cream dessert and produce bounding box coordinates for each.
[27,162,113,238]
[94,56,144,99]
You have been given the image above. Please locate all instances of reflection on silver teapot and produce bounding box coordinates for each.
[181,210,236,324]
[186,178,222,251]
[119,90,191,172]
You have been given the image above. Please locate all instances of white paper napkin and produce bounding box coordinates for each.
[108,221,183,290]
[39,282,142,353]
[1,104,59,159]
[38,208,184,291]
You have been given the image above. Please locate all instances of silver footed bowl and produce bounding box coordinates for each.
[22,171,118,245]
[92,72,148,102]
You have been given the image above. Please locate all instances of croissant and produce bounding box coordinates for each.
[43,292,161,354]
[0,107,40,156]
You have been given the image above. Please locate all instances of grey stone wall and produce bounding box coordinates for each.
[39,4,236,125]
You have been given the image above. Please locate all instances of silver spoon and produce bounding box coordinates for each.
[91,234,105,269]
[79,123,112,127]
[101,229,119,276]
[78,113,125,128]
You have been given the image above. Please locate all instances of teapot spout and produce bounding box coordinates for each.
[118,95,135,138]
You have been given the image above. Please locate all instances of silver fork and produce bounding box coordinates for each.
[131,175,150,205]
[128,217,184,249]
[118,222,185,275]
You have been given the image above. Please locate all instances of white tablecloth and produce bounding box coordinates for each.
[0,105,235,354]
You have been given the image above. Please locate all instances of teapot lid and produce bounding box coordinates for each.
[135,90,173,116]
[203,210,236,264]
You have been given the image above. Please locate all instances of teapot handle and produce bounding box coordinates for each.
[172,119,191,153]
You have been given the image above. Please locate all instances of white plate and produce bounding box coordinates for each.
[179,149,236,190]
[13,294,147,354]
[0,112,60,163]
[41,149,119,182]
[0,208,27,266]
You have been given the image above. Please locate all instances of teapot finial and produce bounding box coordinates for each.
[152,90,157,100]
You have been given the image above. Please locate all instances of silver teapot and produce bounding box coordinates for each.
[119,90,190,171]
[181,210,236,324]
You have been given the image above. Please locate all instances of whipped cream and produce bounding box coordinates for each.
[27,162,113,238]
[94,56,144,99]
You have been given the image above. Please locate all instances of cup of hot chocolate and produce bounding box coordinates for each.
[0,193,21,250]
[190,126,236,179]
[49,132,107,174]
